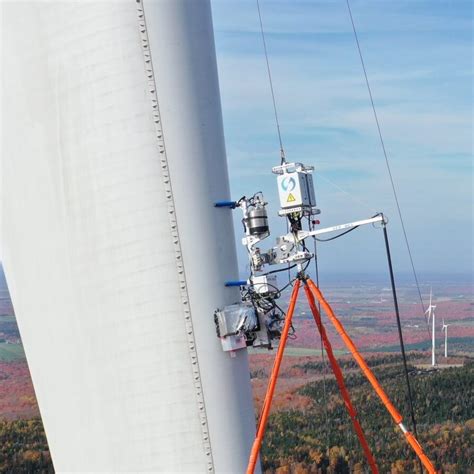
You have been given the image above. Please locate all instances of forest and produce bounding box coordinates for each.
[261,360,473,473]
[0,418,52,473]
[0,357,472,473]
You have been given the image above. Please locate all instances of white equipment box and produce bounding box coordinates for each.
[214,304,258,352]
[274,163,317,214]
[251,274,278,295]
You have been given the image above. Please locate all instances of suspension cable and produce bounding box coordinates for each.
[345,0,427,323]
[256,0,286,164]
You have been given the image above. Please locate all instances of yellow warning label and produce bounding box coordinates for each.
[287,193,296,203]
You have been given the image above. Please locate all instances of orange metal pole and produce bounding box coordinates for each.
[307,279,436,474]
[303,283,379,474]
[246,279,301,474]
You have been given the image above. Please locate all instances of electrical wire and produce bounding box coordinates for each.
[273,300,296,338]
[279,278,297,294]
[263,263,298,276]
[313,212,385,243]
[345,0,427,322]
[314,225,360,242]
[256,0,286,165]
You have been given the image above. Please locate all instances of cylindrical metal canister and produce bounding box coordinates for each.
[247,208,270,236]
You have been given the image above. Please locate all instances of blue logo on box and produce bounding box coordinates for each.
[281,177,296,192]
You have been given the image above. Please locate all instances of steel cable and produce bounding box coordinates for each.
[256,0,286,164]
[345,0,428,331]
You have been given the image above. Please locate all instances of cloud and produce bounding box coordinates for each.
[212,0,473,274]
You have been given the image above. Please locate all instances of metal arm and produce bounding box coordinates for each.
[296,214,385,241]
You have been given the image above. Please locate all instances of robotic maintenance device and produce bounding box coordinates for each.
[214,162,384,353]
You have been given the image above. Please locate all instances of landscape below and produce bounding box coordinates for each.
[0,271,472,473]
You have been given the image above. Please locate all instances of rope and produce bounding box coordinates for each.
[256,0,286,164]
[345,0,427,325]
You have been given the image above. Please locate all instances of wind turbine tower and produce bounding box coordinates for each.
[425,288,437,366]
[442,319,450,359]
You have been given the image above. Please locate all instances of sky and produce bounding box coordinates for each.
[211,0,473,280]
[0,1,471,284]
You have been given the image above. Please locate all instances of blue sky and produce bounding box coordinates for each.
[211,0,473,278]
[0,2,471,283]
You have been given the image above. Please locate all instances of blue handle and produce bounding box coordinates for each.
[225,280,248,287]
[215,201,237,209]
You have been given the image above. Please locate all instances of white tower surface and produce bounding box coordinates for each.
[1,1,258,472]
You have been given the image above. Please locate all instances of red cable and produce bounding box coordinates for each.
[307,279,436,474]
[246,280,301,474]
[304,283,379,474]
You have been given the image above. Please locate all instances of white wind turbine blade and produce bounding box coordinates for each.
[425,305,432,324]
[1,2,258,471]
[424,287,433,324]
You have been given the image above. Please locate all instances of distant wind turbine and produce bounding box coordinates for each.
[425,288,437,366]
[442,319,450,359]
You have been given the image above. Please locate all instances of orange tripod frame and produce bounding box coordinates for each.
[246,276,436,474]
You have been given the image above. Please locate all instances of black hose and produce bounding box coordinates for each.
[382,223,422,473]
